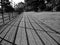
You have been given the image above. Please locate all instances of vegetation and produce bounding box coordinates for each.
[4,5,14,12]
[24,0,60,11]
[15,2,24,14]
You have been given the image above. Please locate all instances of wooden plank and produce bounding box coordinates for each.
[15,27,23,45]
[1,41,11,45]
[1,17,21,45]
[19,21,24,27]
[26,16,42,45]
[0,20,15,38]
[19,18,24,27]
[0,16,20,44]
[0,18,14,32]
[25,16,32,29]
[27,29,36,45]
[1,26,17,45]
[39,31,58,45]
[31,29,43,45]
[26,15,43,45]
[49,33,60,44]
[21,28,27,45]
[29,15,59,45]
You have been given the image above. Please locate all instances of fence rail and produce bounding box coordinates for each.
[0,12,18,27]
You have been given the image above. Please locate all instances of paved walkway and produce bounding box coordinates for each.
[0,12,60,45]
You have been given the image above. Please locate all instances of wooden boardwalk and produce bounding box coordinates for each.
[0,12,60,45]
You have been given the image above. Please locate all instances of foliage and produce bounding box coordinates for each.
[3,1,15,12]
[5,5,14,12]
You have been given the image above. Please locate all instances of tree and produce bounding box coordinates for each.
[15,2,24,13]
[4,2,14,12]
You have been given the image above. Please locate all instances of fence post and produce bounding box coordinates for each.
[12,12,13,18]
[9,12,10,20]
[1,0,4,24]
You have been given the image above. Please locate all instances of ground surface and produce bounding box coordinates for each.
[0,12,60,45]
